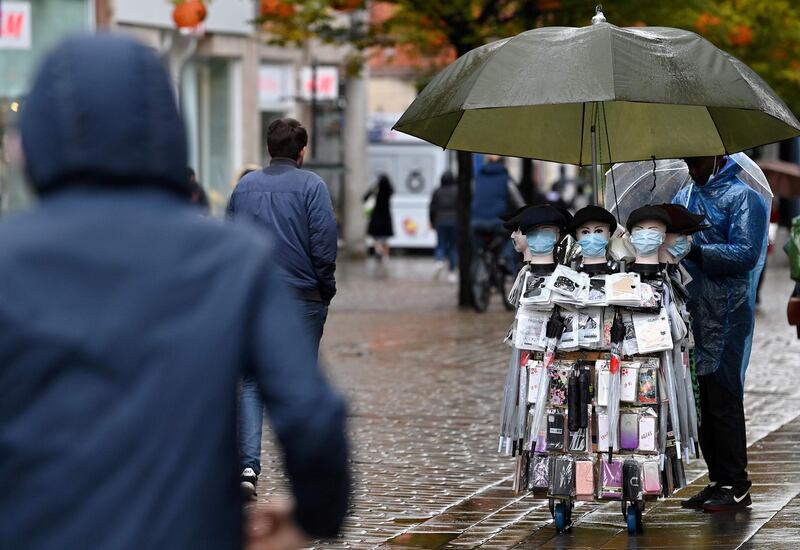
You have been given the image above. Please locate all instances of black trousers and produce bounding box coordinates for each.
[698,371,749,487]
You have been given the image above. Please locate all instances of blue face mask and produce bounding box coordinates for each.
[527,229,558,256]
[577,234,608,258]
[630,229,664,256]
[667,235,690,260]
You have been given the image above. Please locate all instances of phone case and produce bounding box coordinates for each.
[549,366,570,406]
[596,410,610,452]
[575,459,595,497]
[620,411,639,450]
[527,361,544,404]
[529,453,551,491]
[638,365,658,405]
[638,414,657,452]
[596,361,609,407]
[642,460,662,495]
[568,423,590,453]
[549,455,576,498]
[622,458,643,501]
[600,459,623,499]
[620,363,640,403]
[547,411,566,451]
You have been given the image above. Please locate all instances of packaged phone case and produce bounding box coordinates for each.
[520,272,552,305]
[529,453,551,492]
[620,411,639,450]
[575,457,595,498]
[620,362,640,403]
[549,365,571,406]
[514,308,549,351]
[642,459,662,495]
[637,363,658,405]
[638,411,657,452]
[547,411,566,451]
[568,418,590,453]
[549,455,576,498]
[527,360,544,404]
[600,458,623,499]
[595,360,610,407]
[622,458,643,501]
[596,410,610,452]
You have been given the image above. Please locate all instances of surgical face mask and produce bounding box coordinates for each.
[667,235,690,260]
[527,229,558,256]
[630,229,665,256]
[577,234,608,258]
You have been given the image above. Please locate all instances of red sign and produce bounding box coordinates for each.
[0,2,31,50]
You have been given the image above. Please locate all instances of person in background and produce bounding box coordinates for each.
[227,118,338,502]
[674,155,768,512]
[429,171,459,282]
[364,174,394,262]
[0,34,348,549]
[187,166,209,211]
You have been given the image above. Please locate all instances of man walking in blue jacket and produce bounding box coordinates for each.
[228,118,338,498]
[0,34,348,549]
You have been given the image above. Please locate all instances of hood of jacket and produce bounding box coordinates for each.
[19,34,189,196]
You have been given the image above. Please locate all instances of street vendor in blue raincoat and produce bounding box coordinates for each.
[672,155,768,513]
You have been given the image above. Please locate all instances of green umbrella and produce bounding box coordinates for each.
[393,10,800,180]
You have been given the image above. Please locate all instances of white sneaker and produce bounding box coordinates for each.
[433,260,445,278]
[240,467,258,500]
[447,272,458,283]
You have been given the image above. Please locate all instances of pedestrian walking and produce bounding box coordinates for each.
[187,167,210,212]
[227,117,338,500]
[364,174,394,262]
[429,171,458,282]
[674,155,768,512]
[0,34,349,549]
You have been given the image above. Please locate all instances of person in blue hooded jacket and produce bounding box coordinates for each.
[0,34,349,549]
[673,155,768,513]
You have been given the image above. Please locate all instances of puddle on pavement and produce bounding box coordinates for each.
[385,531,460,548]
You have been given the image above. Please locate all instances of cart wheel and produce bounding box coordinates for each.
[626,505,637,535]
[554,502,568,533]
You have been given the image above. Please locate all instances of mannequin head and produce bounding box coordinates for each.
[569,205,617,266]
[526,224,562,264]
[626,206,672,266]
[656,203,707,264]
[660,233,691,264]
[511,229,533,262]
[576,221,611,264]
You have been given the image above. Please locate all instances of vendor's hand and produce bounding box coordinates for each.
[245,500,308,550]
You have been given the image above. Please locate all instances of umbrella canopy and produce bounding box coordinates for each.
[394,19,800,164]
[605,152,771,224]
[757,159,800,198]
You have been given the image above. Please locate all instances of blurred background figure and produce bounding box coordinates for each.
[187,166,209,212]
[364,173,394,262]
[430,170,459,282]
[0,34,349,550]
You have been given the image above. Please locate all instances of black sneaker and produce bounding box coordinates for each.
[240,467,258,500]
[680,483,719,509]
[702,485,752,512]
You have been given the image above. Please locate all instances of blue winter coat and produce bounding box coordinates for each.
[471,161,511,223]
[0,34,349,549]
[227,160,338,304]
[673,157,768,398]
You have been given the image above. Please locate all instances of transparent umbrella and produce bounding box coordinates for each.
[605,152,772,224]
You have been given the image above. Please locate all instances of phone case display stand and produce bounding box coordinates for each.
[499,262,699,534]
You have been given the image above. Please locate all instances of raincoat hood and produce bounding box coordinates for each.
[698,156,739,190]
[19,34,189,196]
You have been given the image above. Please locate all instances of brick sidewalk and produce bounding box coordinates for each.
[256,258,800,549]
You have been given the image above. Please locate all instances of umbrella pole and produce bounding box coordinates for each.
[591,124,599,206]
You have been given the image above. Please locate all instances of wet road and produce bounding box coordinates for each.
[256,257,800,549]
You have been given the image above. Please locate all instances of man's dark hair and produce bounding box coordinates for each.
[267,118,308,161]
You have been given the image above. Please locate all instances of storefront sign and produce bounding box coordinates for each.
[300,66,339,101]
[259,64,295,110]
[0,2,31,50]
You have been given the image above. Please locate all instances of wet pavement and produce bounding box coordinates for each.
[255,256,800,549]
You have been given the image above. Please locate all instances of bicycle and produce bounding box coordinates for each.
[470,228,516,313]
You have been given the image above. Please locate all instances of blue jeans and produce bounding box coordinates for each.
[435,223,457,271]
[239,298,328,474]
